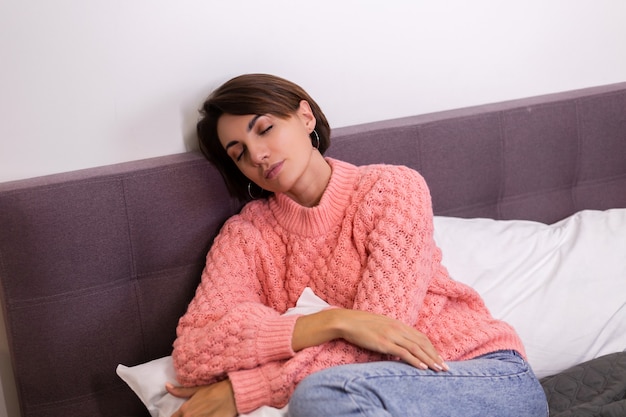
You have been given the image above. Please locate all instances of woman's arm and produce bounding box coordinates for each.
[172,217,299,387]
[292,308,446,371]
[229,308,446,413]
[170,306,444,417]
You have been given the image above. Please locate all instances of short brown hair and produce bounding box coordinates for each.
[197,74,331,202]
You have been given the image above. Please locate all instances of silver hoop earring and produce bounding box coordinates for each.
[248,182,262,200]
[311,130,320,150]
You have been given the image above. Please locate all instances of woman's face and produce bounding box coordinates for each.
[217,100,317,195]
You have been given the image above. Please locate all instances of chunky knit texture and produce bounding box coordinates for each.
[172,158,525,414]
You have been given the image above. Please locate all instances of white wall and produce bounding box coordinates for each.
[2,1,626,184]
[0,0,625,415]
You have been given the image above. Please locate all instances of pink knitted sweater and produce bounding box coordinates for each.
[172,158,525,414]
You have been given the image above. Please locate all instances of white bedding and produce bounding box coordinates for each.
[434,208,626,378]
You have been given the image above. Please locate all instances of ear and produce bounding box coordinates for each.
[297,100,317,131]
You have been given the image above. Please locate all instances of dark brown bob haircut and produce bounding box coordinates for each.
[197,73,331,202]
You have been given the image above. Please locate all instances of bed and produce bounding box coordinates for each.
[1,82,625,417]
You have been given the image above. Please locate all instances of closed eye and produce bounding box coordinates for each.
[236,146,246,161]
[259,125,273,135]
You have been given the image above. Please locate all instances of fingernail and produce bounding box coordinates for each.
[433,363,443,371]
[442,362,450,371]
[419,362,428,370]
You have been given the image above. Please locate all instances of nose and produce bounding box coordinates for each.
[248,141,269,165]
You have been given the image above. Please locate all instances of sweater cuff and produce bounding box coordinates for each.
[255,314,300,363]
[228,367,271,414]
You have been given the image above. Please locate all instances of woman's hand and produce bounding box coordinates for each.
[293,308,448,372]
[166,379,237,417]
[338,309,448,371]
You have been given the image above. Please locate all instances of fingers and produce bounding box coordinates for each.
[402,332,449,372]
[402,347,449,372]
[393,341,449,372]
[167,380,237,417]
[165,382,200,398]
[383,323,449,372]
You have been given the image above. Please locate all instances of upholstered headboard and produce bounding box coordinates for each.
[329,82,626,223]
[1,82,625,417]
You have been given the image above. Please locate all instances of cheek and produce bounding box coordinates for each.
[285,129,312,153]
[239,165,257,180]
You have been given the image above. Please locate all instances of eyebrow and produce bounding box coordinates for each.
[247,114,262,132]
[224,114,262,151]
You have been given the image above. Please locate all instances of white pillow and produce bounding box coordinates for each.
[116,288,329,417]
[433,208,626,378]
[116,356,186,417]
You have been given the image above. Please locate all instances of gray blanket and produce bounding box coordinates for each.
[540,352,626,417]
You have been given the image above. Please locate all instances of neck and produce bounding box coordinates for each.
[284,151,332,207]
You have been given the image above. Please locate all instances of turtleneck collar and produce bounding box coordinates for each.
[268,158,359,237]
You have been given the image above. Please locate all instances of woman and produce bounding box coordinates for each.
[166,74,548,417]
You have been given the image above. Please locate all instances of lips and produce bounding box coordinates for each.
[264,161,284,180]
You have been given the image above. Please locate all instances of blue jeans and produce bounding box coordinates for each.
[289,350,548,417]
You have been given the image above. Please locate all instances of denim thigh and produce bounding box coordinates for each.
[289,351,548,417]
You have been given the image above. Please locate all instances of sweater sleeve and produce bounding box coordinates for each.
[228,337,384,413]
[352,166,439,325]
[172,216,300,387]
